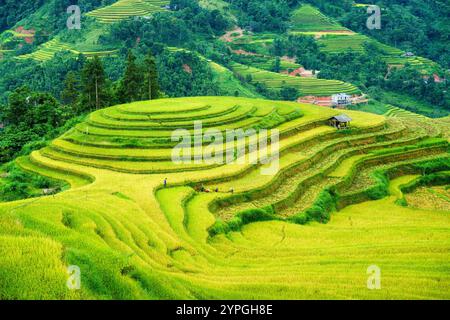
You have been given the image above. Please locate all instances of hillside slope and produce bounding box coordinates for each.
[0,97,449,299]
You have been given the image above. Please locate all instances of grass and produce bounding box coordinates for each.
[0,96,449,299]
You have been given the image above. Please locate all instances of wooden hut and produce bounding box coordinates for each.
[329,114,352,130]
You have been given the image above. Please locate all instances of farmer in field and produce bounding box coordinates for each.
[164,178,167,188]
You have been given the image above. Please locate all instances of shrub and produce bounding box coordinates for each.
[208,206,278,236]
[395,198,408,207]
[289,213,309,225]
[239,208,278,224]
[0,181,29,201]
[299,189,337,224]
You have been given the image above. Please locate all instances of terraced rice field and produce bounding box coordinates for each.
[16,38,73,61]
[318,34,370,53]
[232,54,302,73]
[230,62,360,96]
[287,5,438,73]
[384,105,429,120]
[0,49,13,58]
[1,96,449,299]
[86,0,170,24]
[209,61,262,98]
[224,33,279,56]
[317,34,438,72]
[16,38,118,62]
[290,5,352,34]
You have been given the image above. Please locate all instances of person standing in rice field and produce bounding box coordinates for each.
[164,178,167,188]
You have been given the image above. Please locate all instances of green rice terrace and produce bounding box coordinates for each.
[86,0,170,24]
[289,5,352,34]
[230,62,360,96]
[317,34,439,73]
[1,96,449,299]
[15,38,118,62]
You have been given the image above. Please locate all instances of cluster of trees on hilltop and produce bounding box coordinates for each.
[224,0,302,32]
[60,50,160,111]
[0,86,78,162]
[158,49,220,97]
[100,0,230,48]
[0,49,160,163]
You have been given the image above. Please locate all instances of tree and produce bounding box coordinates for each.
[0,86,63,162]
[1,86,32,126]
[280,87,298,101]
[271,57,281,73]
[61,71,79,107]
[118,50,143,103]
[81,56,107,110]
[142,51,160,100]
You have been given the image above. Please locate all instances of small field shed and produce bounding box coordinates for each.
[329,114,352,129]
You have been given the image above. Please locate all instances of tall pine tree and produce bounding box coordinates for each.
[143,52,160,100]
[81,56,107,110]
[118,50,143,103]
[61,71,79,107]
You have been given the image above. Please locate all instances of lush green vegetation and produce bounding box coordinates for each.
[344,0,450,69]
[298,0,449,69]
[0,160,66,202]
[260,33,449,113]
[224,0,300,32]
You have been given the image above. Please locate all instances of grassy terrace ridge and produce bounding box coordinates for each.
[16,38,118,62]
[1,96,449,299]
[317,34,439,73]
[384,105,429,120]
[230,62,360,96]
[86,0,170,24]
[290,4,351,33]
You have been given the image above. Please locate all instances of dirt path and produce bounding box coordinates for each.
[220,27,244,43]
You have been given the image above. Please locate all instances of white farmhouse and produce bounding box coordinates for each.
[332,93,352,107]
